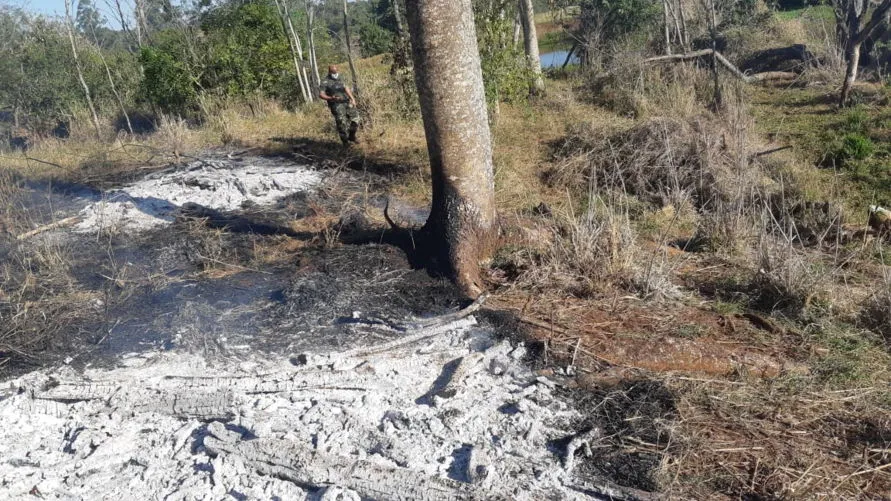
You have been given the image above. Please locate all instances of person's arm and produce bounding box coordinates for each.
[344,87,356,106]
[319,89,337,102]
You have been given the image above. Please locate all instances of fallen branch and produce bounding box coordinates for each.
[752,145,793,158]
[16,216,81,241]
[644,49,797,83]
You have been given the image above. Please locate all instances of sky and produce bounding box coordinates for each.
[13,0,126,28]
[19,0,65,17]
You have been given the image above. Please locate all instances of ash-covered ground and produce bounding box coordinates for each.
[0,153,619,500]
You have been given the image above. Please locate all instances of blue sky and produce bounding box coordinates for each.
[13,0,125,27]
[19,0,65,17]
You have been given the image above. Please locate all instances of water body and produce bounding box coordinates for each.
[540,49,579,68]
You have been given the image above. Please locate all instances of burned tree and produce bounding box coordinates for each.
[405,0,498,297]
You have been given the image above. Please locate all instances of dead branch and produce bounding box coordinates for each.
[16,216,81,241]
[644,49,797,83]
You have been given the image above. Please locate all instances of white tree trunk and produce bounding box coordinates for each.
[518,0,544,94]
[342,0,361,94]
[405,0,498,297]
[64,0,102,139]
[274,0,311,104]
[305,0,321,91]
[662,0,672,55]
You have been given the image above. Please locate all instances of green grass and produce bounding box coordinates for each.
[774,5,834,22]
[749,85,891,208]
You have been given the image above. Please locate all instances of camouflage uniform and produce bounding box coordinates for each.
[322,75,359,144]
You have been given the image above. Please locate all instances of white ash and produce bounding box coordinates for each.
[0,318,592,500]
[75,158,321,233]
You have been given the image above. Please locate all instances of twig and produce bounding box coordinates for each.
[844,462,891,478]
[194,253,273,275]
[713,446,765,452]
[24,155,66,169]
[752,145,793,158]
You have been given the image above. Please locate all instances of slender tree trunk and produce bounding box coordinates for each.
[706,0,722,107]
[305,0,321,91]
[405,0,497,297]
[833,0,891,106]
[64,0,102,139]
[662,0,672,55]
[839,41,861,106]
[512,9,522,49]
[283,1,313,101]
[518,0,544,95]
[133,0,147,47]
[274,0,311,104]
[90,26,133,134]
[342,0,360,95]
[112,0,139,51]
[562,42,578,69]
[677,0,689,50]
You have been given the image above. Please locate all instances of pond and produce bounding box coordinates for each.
[540,48,579,68]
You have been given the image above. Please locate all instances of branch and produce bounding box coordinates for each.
[854,0,891,45]
[644,49,797,83]
[16,216,82,241]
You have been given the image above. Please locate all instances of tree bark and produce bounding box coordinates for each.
[342,0,360,95]
[839,41,861,106]
[519,0,544,95]
[64,0,102,139]
[405,0,498,298]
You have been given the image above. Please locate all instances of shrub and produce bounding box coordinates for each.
[827,132,875,167]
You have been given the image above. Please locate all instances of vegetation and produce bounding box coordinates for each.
[2,0,891,499]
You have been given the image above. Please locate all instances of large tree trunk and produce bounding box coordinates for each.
[519,0,544,94]
[64,0,102,139]
[405,0,498,298]
[839,41,861,106]
[342,0,361,95]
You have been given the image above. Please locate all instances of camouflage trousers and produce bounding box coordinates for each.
[329,102,360,144]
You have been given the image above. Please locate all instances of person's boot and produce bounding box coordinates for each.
[348,123,359,143]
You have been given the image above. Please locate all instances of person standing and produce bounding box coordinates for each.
[319,65,360,145]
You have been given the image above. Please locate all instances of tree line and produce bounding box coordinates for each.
[2,0,890,142]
